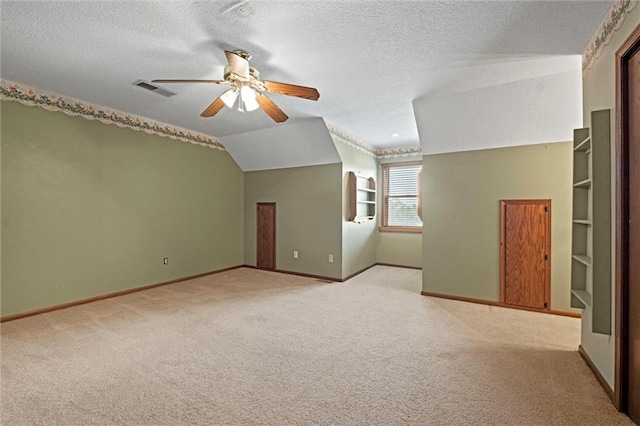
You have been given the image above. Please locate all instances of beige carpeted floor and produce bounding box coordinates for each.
[1,266,632,425]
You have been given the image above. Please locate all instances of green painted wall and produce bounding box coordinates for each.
[580,6,640,388]
[422,142,576,312]
[1,101,244,316]
[377,232,422,268]
[244,163,343,279]
[332,137,378,278]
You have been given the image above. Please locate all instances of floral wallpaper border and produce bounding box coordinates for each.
[327,124,378,157]
[326,124,422,160]
[375,146,423,159]
[0,80,226,150]
[1,80,424,159]
[583,0,639,73]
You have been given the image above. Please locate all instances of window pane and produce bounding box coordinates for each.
[385,164,422,227]
[388,196,422,226]
[388,167,420,196]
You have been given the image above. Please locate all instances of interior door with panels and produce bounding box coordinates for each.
[256,203,276,270]
[500,199,551,310]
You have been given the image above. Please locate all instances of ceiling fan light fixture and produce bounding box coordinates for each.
[240,86,259,112]
[220,88,238,108]
[152,49,319,122]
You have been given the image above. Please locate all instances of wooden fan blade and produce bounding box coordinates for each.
[200,96,226,118]
[262,81,319,101]
[225,50,249,78]
[256,94,288,123]
[152,79,224,84]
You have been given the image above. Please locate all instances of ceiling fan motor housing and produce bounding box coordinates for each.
[233,50,252,61]
[223,65,259,82]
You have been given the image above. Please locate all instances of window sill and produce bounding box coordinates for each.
[379,226,422,234]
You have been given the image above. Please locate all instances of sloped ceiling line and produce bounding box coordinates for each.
[326,124,377,157]
[0,80,226,150]
[327,124,422,159]
[583,0,638,74]
[2,1,614,155]
[2,79,424,161]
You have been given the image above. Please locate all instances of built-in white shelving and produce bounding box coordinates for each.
[570,109,611,335]
[347,172,376,223]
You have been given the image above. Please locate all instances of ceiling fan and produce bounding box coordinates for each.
[153,50,319,123]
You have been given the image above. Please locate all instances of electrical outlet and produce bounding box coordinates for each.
[328,254,334,263]
[293,250,299,259]
[163,257,168,265]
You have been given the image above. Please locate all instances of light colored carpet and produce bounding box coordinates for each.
[1,266,632,425]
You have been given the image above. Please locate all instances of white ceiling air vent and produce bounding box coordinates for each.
[133,80,176,97]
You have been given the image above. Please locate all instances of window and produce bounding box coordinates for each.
[380,161,422,232]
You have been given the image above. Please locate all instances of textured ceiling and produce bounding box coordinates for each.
[1,1,611,151]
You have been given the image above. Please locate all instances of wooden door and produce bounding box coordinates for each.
[256,203,276,270]
[500,200,551,310]
[616,25,640,421]
[627,41,640,424]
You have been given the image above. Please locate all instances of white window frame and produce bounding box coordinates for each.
[380,161,423,233]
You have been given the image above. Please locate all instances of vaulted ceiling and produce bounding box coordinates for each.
[1,1,611,158]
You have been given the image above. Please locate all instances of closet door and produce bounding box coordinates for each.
[500,200,551,310]
[256,203,276,270]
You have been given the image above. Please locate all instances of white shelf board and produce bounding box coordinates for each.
[571,289,592,307]
[572,254,592,267]
[574,136,591,152]
[573,179,592,188]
